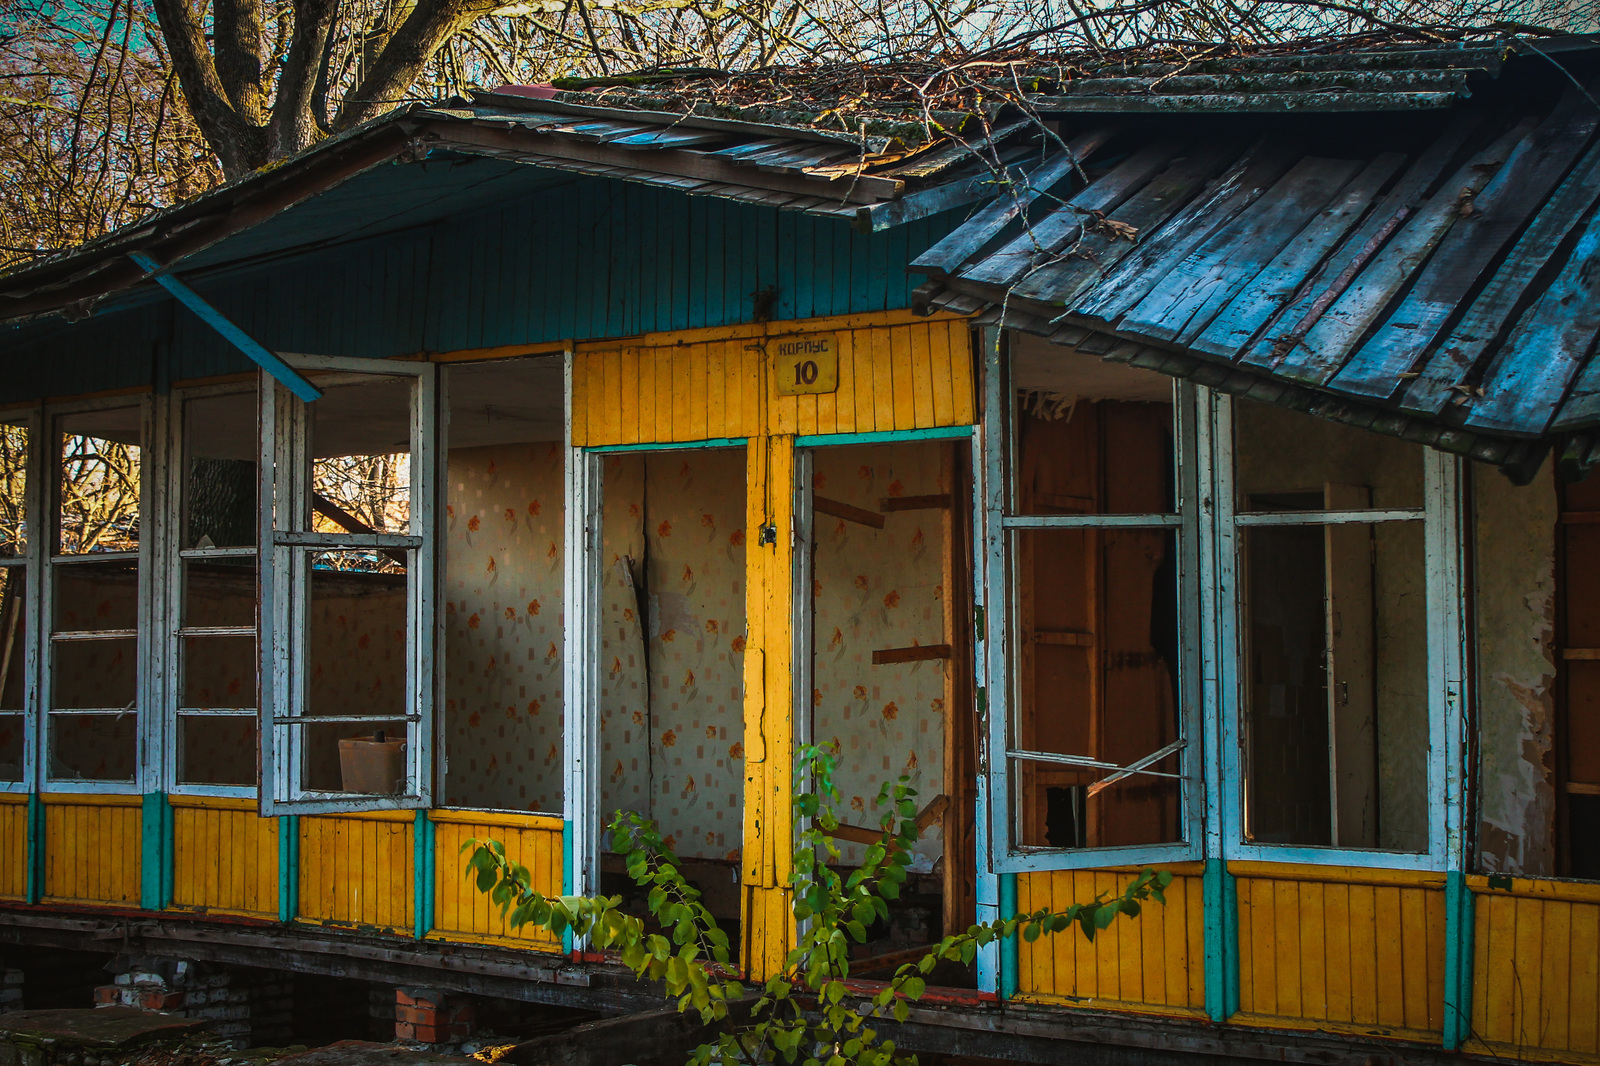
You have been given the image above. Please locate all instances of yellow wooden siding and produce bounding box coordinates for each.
[41,794,141,906]
[1231,862,1445,1038]
[170,797,278,918]
[1013,865,1206,1016]
[0,794,26,900]
[429,811,564,952]
[571,314,974,447]
[1468,876,1600,1063]
[297,812,413,931]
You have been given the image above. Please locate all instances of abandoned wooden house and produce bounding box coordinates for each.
[1,30,1599,1066]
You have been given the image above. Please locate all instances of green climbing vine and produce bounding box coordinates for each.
[465,744,1170,1066]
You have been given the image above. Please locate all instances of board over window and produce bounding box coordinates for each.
[259,357,437,814]
[1217,396,1463,870]
[983,332,1202,872]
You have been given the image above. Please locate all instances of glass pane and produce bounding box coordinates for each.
[59,407,142,554]
[1241,521,1427,852]
[178,714,256,786]
[49,712,135,782]
[1010,526,1183,848]
[54,559,138,631]
[0,419,27,558]
[300,719,410,794]
[52,637,136,710]
[1012,337,1175,516]
[0,567,26,710]
[0,712,20,782]
[1233,398,1423,512]
[184,558,256,629]
[308,551,407,719]
[309,377,412,535]
[183,635,255,710]
[184,391,257,549]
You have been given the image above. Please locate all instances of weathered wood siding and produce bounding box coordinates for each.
[1232,863,1446,1039]
[1468,876,1600,1063]
[1014,866,1206,1015]
[41,794,141,906]
[0,794,26,900]
[170,796,278,918]
[429,811,563,951]
[298,812,413,932]
[571,314,974,447]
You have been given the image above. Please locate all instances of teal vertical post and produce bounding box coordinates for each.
[25,793,43,903]
[998,872,1018,1000]
[140,792,172,910]
[413,810,435,940]
[277,815,299,923]
[562,819,574,955]
[1203,858,1239,1021]
[1442,871,1475,1050]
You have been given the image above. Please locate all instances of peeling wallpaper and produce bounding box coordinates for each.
[1474,462,1557,876]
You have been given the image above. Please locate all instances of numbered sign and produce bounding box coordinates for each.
[773,334,840,396]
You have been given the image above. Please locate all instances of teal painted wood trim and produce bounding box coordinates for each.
[277,815,299,923]
[140,792,172,910]
[25,793,42,903]
[998,872,1018,1000]
[1442,870,1474,1050]
[1202,858,1239,1022]
[413,810,436,940]
[586,438,748,454]
[794,426,974,448]
[562,819,574,955]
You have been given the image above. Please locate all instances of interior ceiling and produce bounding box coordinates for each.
[1012,332,1173,403]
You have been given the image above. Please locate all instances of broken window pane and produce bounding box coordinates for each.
[52,636,135,710]
[299,719,411,794]
[0,420,27,558]
[53,559,138,631]
[0,712,19,782]
[0,566,26,711]
[307,551,407,720]
[441,357,567,813]
[1010,526,1184,848]
[1011,338,1176,516]
[49,712,136,782]
[59,408,142,554]
[184,391,257,549]
[177,714,256,786]
[1240,519,1428,852]
[309,377,412,535]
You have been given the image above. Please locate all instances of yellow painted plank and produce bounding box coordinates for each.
[910,324,936,429]
[1514,895,1545,1047]
[869,328,895,434]
[928,327,955,429]
[1347,884,1379,1025]
[1324,880,1352,1022]
[569,351,588,446]
[705,341,727,440]
[888,328,915,432]
[1273,878,1301,1018]
[1424,881,1446,1033]
[656,344,678,443]
[619,346,641,446]
[600,348,623,449]
[1299,881,1327,1019]
[1572,901,1599,1054]
[1543,899,1573,1051]
[949,322,976,425]
[687,342,709,442]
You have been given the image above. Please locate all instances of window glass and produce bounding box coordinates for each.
[309,377,412,535]
[184,391,257,549]
[53,559,138,630]
[58,407,141,554]
[0,419,27,558]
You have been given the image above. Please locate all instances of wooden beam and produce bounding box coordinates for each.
[814,495,885,529]
[872,644,952,665]
[879,494,953,512]
[1562,648,1600,660]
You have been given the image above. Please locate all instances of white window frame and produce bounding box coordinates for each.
[258,355,439,815]
[40,395,157,795]
[163,382,260,799]
[1209,392,1466,872]
[0,406,42,795]
[980,333,1204,873]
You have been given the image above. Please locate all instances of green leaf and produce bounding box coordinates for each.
[900,976,926,1000]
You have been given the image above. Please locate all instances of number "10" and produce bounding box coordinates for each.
[793,360,819,385]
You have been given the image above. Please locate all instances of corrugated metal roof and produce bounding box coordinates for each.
[914,68,1600,473]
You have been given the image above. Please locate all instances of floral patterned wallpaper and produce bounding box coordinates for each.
[442,442,566,813]
[810,443,948,870]
[601,450,747,862]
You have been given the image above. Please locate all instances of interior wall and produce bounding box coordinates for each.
[442,442,566,813]
[810,443,947,869]
[600,450,747,861]
[1474,462,1557,876]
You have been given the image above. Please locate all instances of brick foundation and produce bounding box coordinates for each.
[91,958,293,1049]
[394,988,475,1046]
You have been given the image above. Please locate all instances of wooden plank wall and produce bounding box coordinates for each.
[1232,863,1446,1039]
[170,796,278,918]
[429,811,564,952]
[571,314,974,447]
[1468,876,1600,1063]
[40,795,141,906]
[0,794,25,900]
[1013,866,1206,1015]
[298,812,413,932]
